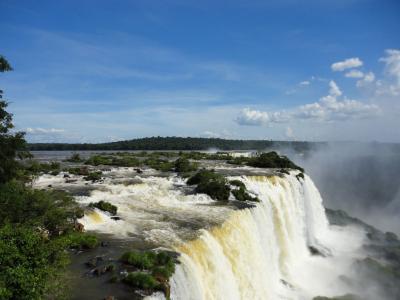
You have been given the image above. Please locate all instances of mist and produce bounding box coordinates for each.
[285,142,400,235]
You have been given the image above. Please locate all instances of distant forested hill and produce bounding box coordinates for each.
[27,137,322,152]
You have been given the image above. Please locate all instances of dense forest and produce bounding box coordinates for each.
[28,137,323,152]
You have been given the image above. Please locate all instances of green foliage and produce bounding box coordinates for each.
[85,155,112,166]
[25,160,61,176]
[120,250,176,294]
[123,272,158,290]
[174,157,198,173]
[85,154,140,167]
[0,56,12,72]
[0,224,69,300]
[187,169,231,201]
[144,157,174,172]
[196,181,231,202]
[0,181,83,236]
[120,251,157,269]
[67,232,99,249]
[28,136,321,153]
[65,153,82,162]
[120,250,176,275]
[187,169,223,185]
[0,102,28,183]
[88,200,118,215]
[83,171,102,182]
[232,187,259,202]
[229,179,246,189]
[248,152,304,172]
[67,166,89,176]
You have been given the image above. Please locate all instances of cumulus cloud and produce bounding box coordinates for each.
[331,57,363,71]
[345,69,364,78]
[377,49,400,95]
[236,108,288,126]
[356,71,375,87]
[299,80,310,86]
[236,81,380,126]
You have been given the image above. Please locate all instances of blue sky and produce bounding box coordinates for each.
[1,0,399,142]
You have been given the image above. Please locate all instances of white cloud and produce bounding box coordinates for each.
[328,80,342,97]
[377,49,400,95]
[236,108,270,126]
[299,80,310,86]
[236,81,380,126]
[331,57,363,71]
[26,127,65,134]
[236,108,289,126]
[345,69,364,78]
[356,71,375,87]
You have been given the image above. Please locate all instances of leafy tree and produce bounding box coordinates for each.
[0,224,69,300]
[0,55,28,183]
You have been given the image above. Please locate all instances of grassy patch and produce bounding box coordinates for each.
[88,201,117,215]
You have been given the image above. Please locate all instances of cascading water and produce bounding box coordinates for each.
[170,174,364,300]
[35,168,366,299]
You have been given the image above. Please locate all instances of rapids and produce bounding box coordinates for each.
[34,167,367,299]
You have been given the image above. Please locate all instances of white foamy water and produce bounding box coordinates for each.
[34,168,367,299]
[170,174,366,300]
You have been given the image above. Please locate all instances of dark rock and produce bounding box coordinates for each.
[74,222,85,232]
[309,246,325,256]
[135,168,143,174]
[110,216,121,221]
[47,184,52,188]
[63,174,70,178]
[66,179,77,183]
[85,258,98,268]
[101,241,110,247]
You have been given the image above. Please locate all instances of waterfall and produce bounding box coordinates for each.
[170,174,332,300]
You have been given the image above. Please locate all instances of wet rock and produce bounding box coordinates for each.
[74,222,85,232]
[110,216,121,221]
[135,168,143,174]
[309,246,325,256]
[85,256,103,268]
[66,179,77,183]
[101,241,110,247]
[47,184,52,188]
[63,174,70,178]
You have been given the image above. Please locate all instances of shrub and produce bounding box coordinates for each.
[65,153,82,162]
[248,152,304,172]
[0,224,70,300]
[67,232,99,249]
[123,272,158,290]
[25,161,61,175]
[85,155,112,166]
[144,158,174,172]
[88,201,117,215]
[232,188,259,202]
[120,251,156,269]
[83,171,102,182]
[0,182,83,236]
[174,158,197,173]
[229,179,246,190]
[196,181,230,202]
[67,167,89,176]
[187,169,222,185]
[188,169,231,201]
